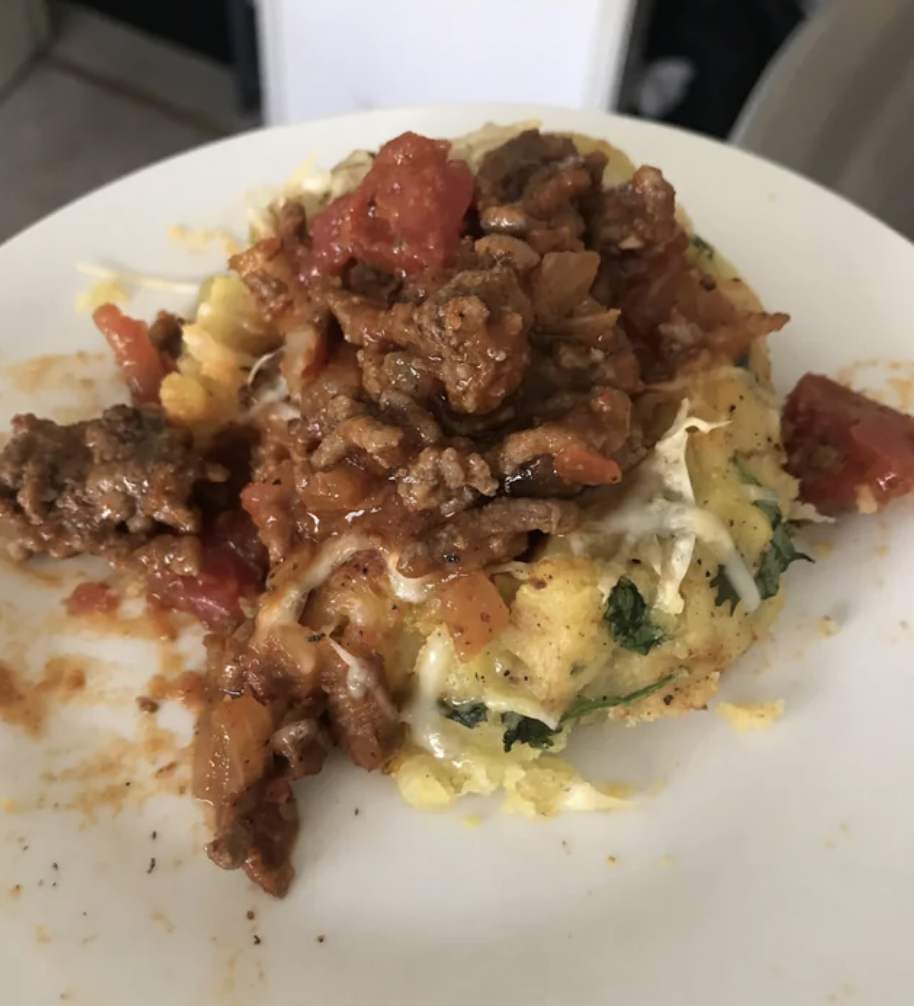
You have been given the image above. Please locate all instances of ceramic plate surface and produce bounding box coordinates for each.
[1,105,913,1006]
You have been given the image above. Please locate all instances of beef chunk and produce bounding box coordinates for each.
[589,166,680,254]
[320,644,400,771]
[411,269,533,414]
[397,497,582,576]
[397,444,497,516]
[0,405,216,560]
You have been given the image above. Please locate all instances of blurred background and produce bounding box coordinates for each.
[2,0,911,244]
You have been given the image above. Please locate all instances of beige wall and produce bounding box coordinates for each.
[0,0,49,92]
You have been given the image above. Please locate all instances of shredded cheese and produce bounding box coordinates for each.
[569,400,760,614]
[168,225,241,256]
[75,278,130,312]
[76,263,201,296]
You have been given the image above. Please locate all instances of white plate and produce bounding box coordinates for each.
[1,105,913,1006]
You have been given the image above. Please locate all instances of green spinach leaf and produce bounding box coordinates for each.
[561,671,687,724]
[732,459,761,486]
[755,522,812,600]
[439,700,488,729]
[501,714,557,753]
[605,577,667,655]
[711,567,742,614]
[712,475,812,610]
[690,233,715,259]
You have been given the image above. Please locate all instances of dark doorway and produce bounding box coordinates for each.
[70,0,233,64]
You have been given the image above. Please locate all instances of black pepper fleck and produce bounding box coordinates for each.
[663,694,674,706]
[246,910,255,921]
[151,831,157,840]
[52,863,58,871]
[147,858,156,875]
[253,935,262,946]
[317,935,326,944]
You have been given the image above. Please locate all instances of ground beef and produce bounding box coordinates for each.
[475,131,582,210]
[320,645,400,770]
[147,311,183,359]
[397,444,498,516]
[397,497,582,576]
[410,268,533,414]
[310,414,407,472]
[589,166,681,255]
[475,130,607,252]
[277,200,308,260]
[491,387,636,482]
[0,405,218,560]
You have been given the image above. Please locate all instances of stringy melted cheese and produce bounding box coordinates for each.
[571,400,761,615]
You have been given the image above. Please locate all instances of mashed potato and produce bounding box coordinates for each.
[391,353,798,811]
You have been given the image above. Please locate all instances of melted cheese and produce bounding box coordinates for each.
[571,400,761,614]
[326,638,373,699]
[384,555,436,604]
[255,534,372,640]
[403,629,453,758]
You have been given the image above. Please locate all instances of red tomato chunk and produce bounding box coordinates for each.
[783,372,914,514]
[147,514,266,630]
[305,131,474,276]
[92,303,167,405]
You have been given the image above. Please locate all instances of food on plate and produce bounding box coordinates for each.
[782,373,914,514]
[716,700,785,733]
[0,122,909,897]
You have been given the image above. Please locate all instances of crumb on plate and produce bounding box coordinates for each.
[717,699,784,732]
[817,616,839,637]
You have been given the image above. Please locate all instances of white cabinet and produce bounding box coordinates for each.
[257,0,643,125]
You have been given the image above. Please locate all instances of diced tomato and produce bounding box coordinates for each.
[65,581,119,616]
[553,445,622,486]
[306,131,474,277]
[437,571,509,661]
[147,515,265,630]
[209,510,268,580]
[147,544,259,629]
[783,372,914,514]
[92,303,167,404]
